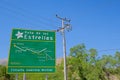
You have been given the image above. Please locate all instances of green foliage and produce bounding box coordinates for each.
[68,44,120,80]
[1,44,120,80]
[0,65,15,80]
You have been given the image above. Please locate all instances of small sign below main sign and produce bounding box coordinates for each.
[8,29,56,73]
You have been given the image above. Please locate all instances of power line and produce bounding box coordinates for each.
[0,5,47,29]
[1,0,59,25]
[0,0,59,29]
[97,48,120,52]
[0,5,53,30]
[86,48,120,53]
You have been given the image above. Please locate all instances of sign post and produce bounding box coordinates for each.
[23,73,26,80]
[15,74,18,80]
[45,74,48,80]
[8,29,56,73]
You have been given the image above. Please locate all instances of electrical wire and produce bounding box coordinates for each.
[97,48,120,52]
[0,0,60,29]
[0,5,49,30]
[86,48,120,54]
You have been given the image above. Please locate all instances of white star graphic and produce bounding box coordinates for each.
[15,31,23,39]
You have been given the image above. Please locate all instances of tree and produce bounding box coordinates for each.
[69,44,89,80]
[69,44,107,80]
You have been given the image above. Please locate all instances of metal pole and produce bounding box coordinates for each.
[23,73,26,80]
[62,19,67,80]
[15,74,18,80]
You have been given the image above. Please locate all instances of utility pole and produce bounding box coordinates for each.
[45,74,48,80]
[15,74,18,80]
[56,15,72,80]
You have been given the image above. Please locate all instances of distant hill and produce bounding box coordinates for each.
[0,59,7,65]
[56,58,63,65]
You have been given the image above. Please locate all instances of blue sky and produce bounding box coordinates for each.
[0,0,120,59]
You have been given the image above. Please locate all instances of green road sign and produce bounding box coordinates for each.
[8,29,56,73]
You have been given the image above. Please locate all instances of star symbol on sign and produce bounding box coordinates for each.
[15,31,23,39]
